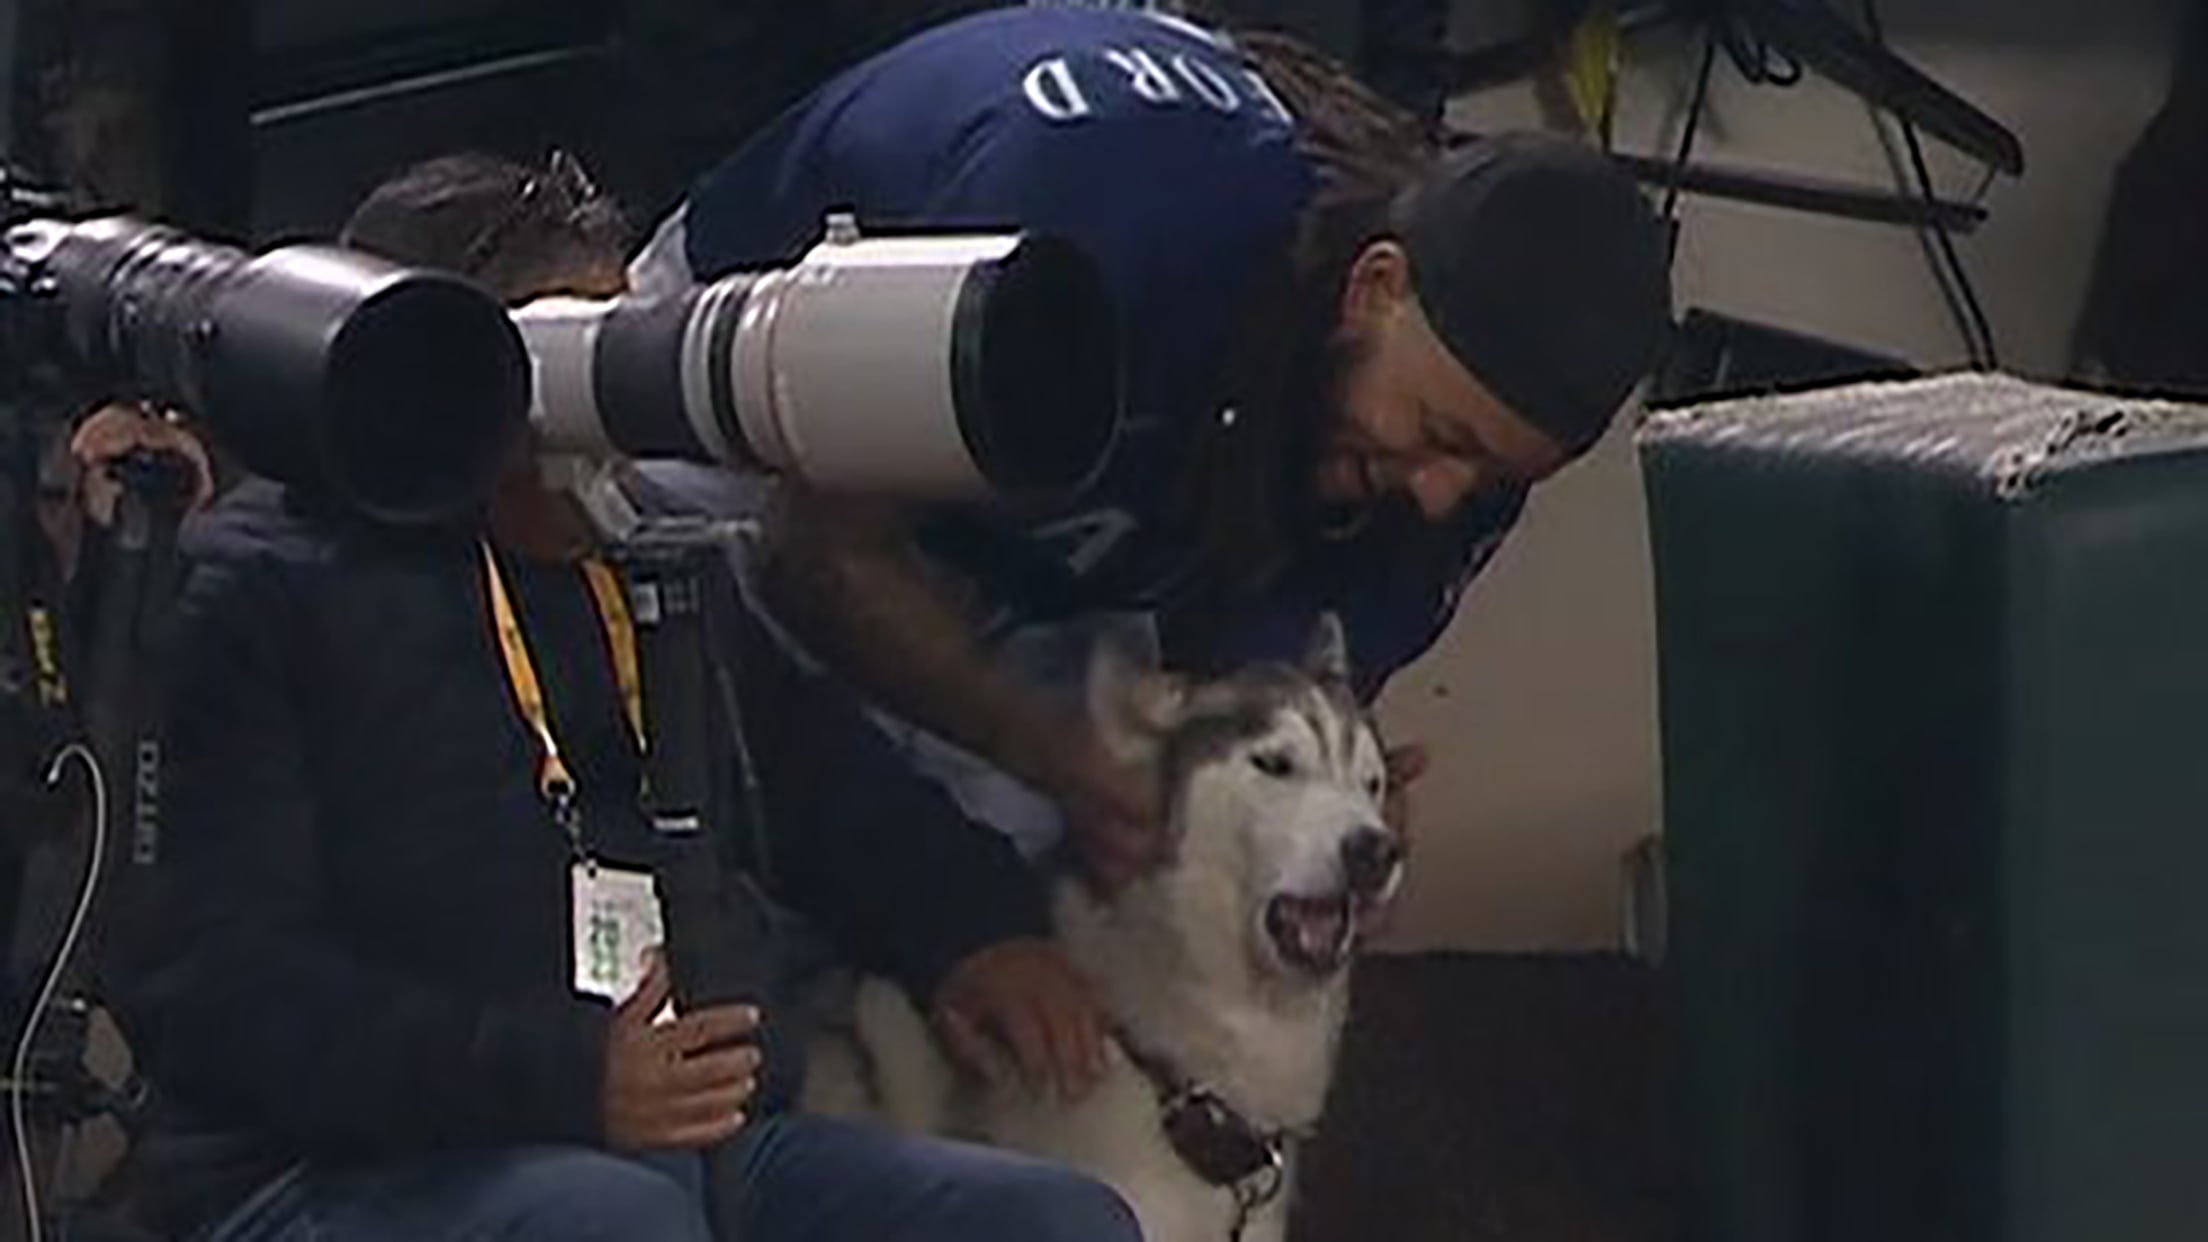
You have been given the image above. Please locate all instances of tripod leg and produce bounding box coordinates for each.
[617,545,769,1242]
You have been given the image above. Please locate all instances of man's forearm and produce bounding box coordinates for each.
[761,670,1056,1004]
[757,491,1074,794]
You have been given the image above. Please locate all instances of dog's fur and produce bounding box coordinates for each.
[803,617,1400,1242]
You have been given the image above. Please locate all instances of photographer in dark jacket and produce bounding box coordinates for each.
[112,151,1136,1242]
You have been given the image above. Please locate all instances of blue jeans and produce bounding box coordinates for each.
[203,1115,1141,1242]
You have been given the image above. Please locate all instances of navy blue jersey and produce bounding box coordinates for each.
[668,4,1522,696]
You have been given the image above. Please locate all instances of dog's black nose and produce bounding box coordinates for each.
[1341,826,1402,896]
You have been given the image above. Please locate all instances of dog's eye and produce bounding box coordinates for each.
[1251,750,1295,779]
[1366,776,1384,798]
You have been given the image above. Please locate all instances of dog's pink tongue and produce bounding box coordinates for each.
[1297,899,1348,958]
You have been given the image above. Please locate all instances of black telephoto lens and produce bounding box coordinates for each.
[21,216,528,526]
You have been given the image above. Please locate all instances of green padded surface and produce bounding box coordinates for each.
[1639,374,2208,1242]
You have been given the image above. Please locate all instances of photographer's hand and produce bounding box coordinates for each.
[932,938,1108,1103]
[70,402,214,526]
[602,950,761,1151]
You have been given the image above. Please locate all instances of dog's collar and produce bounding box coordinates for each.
[1114,1028,1306,1228]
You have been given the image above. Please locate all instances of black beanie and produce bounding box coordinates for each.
[1395,131,1675,456]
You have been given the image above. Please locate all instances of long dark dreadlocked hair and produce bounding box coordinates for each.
[1169,27,1441,593]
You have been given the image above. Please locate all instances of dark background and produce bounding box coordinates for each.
[7,4,2207,1239]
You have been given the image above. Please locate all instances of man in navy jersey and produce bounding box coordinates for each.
[632,5,1673,887]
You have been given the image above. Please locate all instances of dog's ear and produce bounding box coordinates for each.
[1303,612,1352,689]
[1087,628,1186,762]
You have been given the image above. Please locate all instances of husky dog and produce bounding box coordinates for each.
[803,616,1404,1242]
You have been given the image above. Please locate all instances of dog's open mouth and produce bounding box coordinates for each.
[1265,892,1356,976]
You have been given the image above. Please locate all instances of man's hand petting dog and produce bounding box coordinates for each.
[603,949,761,1151]
[932,939,1108,1103]
[1382,742,1428,848]
[1362,742,1428,941]
[1053,731,1167,894]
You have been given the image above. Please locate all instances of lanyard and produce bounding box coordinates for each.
[480,543,644,847]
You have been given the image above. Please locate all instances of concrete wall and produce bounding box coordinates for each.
[1380,0,2188,952]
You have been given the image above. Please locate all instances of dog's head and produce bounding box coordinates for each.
[1088,616,1404,982]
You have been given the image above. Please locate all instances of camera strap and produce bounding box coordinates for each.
[479,542,644,856]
